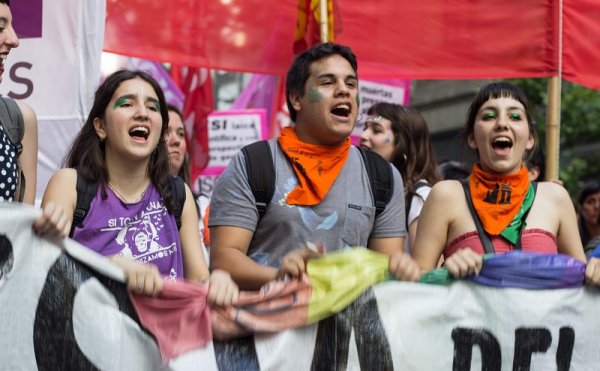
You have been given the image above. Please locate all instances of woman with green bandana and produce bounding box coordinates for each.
[410,82,600,286]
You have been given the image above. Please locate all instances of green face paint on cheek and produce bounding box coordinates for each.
[307,88,324,103]
[356,94,360,108]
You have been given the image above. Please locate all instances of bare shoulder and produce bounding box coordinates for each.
[14,101,37,126]
[429,179,466,203]
[535,181,571,204]
[47,168,77,192]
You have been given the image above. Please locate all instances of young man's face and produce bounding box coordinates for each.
[290,54,359,146]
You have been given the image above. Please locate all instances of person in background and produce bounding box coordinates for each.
[438,160,470,181]
[165,104,190,185]
[0,0,38,204]
[360,103,440,251]
[577,181,600,255]
[209,42,420,291]
[410,82,600,286]
[32,70,238,305]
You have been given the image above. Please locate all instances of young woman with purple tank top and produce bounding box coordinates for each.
[32,70,238,305]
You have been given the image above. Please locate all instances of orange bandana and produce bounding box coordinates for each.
[469,164,530,236]
[277,127,350,206]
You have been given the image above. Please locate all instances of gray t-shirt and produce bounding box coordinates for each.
[209,140,406,268]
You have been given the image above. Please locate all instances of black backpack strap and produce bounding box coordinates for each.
[460,179,495,254]
[170,176,186,230]
[242,140,275,220]
[70,170,98,237]
[515,181,538,250]
[357,147,393,217]
[0,97,25,201]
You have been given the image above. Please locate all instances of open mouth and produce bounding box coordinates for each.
[492,137,513,151]
[129,126,149,140]
[331,103,351,118]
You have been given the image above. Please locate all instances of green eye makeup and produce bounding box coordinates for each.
[509,113,522,120]
[482,112,496,120]
[113,96,130,110]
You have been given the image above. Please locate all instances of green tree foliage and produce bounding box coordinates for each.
[509,78,600,197]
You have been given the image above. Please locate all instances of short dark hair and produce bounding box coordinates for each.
[0,1,10,6]
[578,180,600,206]
[285,42,358,122]
[166,103,191,186]
[65,70,178,213]
[526,147,546,181]
[464,82,538,161]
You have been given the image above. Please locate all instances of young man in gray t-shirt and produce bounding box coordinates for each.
[210,43,419,290]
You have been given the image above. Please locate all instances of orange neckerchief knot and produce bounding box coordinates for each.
[469,164,530,236]
[277,127,350,206]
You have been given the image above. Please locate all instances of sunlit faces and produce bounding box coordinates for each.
[581,192,600,226]
[166,110,187,176]
[0,3,20,83]
[93,78,163,162]
[360,115,395,161]
[467,97,534,175]
[291,54,359,146]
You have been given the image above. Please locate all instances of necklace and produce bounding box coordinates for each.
[108,182,148,203]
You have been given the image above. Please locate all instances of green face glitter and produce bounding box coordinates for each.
[307,87,325,103]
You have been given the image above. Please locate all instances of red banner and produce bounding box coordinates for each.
[104,0,298,75]
[105,0,600,90]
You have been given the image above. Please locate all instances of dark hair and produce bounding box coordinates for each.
[577,180,600,246]
[166,103,191,186]
[286,42,358,122]
[438,160,470,181]
[64,70,176,212]
[526,147,546,181]
[0,1,10,6]
[367,102,440,206]
[464,82,538,161]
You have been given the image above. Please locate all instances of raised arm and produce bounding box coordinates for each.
[16,101,38,204]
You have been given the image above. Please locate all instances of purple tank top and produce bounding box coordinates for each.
[72,183,184,280]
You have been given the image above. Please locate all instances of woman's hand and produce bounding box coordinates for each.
[111,256,164,296]
[32,202,70,239]
[585,257,600,286]
[443,248,483,278]
[388,251,420,282]
[207,269,239,306]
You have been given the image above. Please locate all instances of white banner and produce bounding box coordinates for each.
[1,204,599,370]
[0,0,105,204]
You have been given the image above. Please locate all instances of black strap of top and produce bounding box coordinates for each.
[460,179,495,254]
[461,180,538,253]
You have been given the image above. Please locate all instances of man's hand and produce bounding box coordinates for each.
[207,269,239,306]
[276,244,323,279]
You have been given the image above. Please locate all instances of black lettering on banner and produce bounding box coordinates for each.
[310,288,393,371]
[8,62,34,100]
[556,327,575,371]
[0,234,14,281]
[513,327,551,370]
[33,253,142,369]
[451,327,501,371]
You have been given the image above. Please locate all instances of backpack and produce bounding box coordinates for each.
[460,179,538,253]
[0,97,25,202]
[241,140,393,221]
[69,171,186,237]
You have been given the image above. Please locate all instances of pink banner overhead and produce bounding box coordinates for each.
[104,0,298,75]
